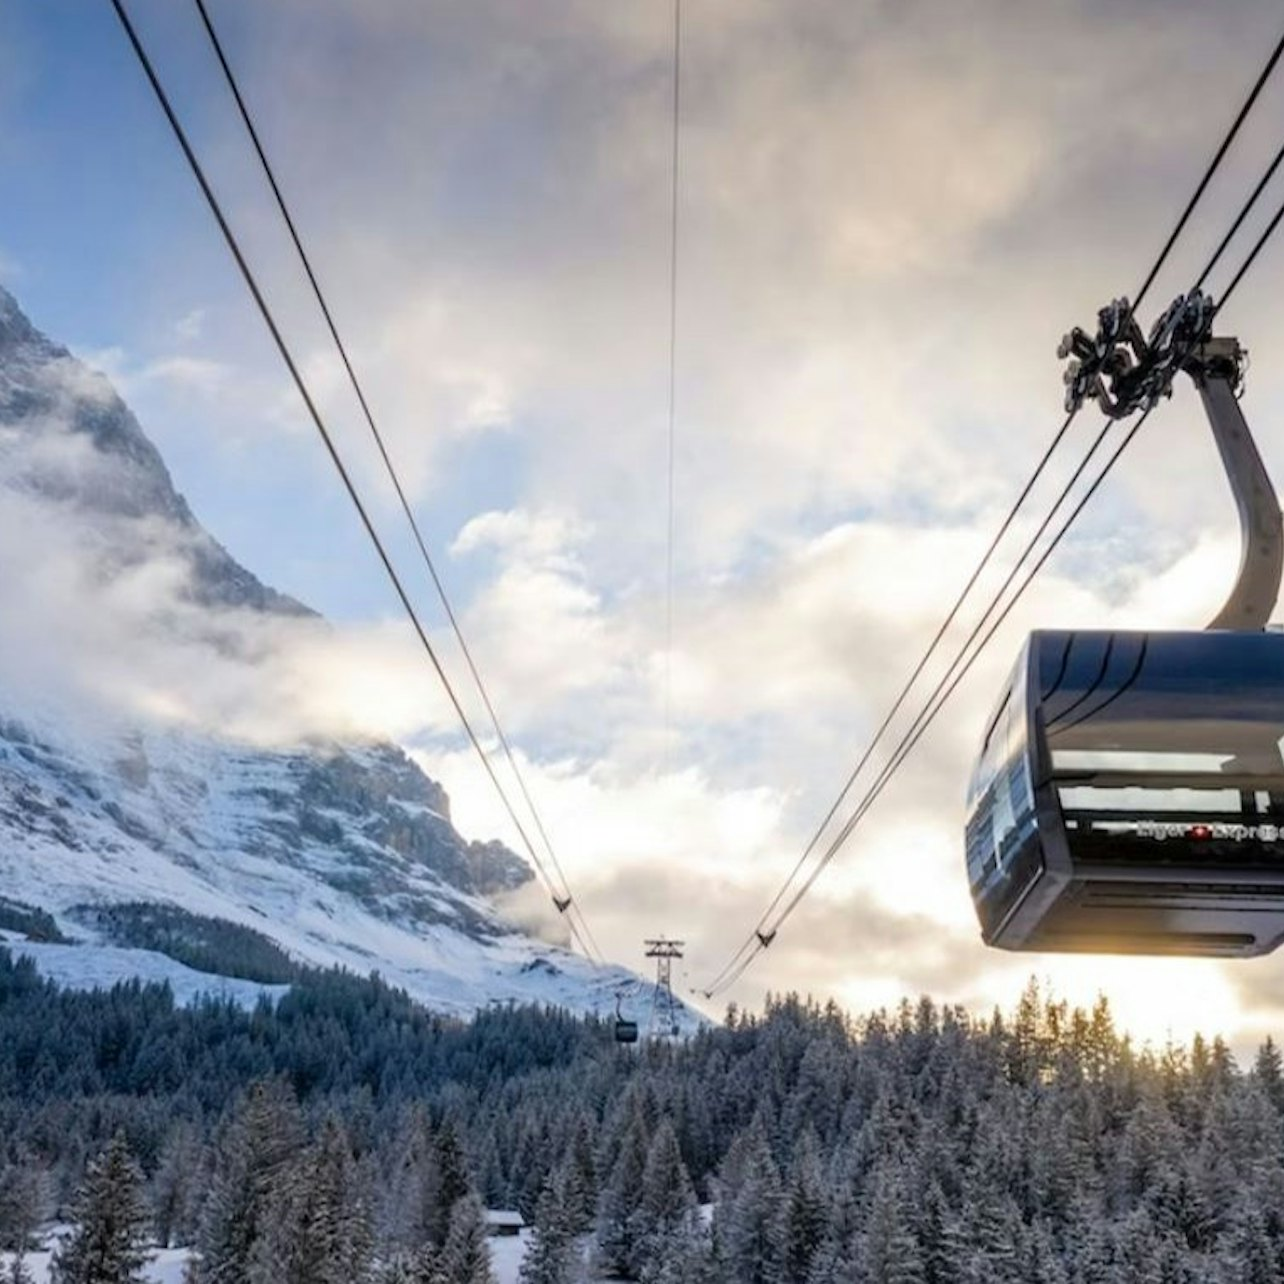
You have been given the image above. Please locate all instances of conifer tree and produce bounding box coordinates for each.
[562,1114,598,1232]
[804,1240,861,1284]
[0,1159,45,1258]
[431,1127,473,1247]
[519,1176,573,1284]
[636,1119,699,1265]
[440,1196,494,1284]
[410,1241,449,1284]
[915,1179,966,1284]
[715,1133,783,1284]
[639,1220,714,1284]
[595,1111,648,1276]
[152,1124,204,1249]
[1112,1209,1164,1284]
[1020,1219,1068,1284]
[186,1079,305,1284]
[781,1130,826,1283]
[1255,1037,1284,1111]
[1226,1204,1282,1284]
[52,1133,151,1284]
[862,1166,925,1284]
[376,1253,415,1284]
[383,1109,438,1252]
[7,1253,34,1284]
[274,1117,374,1284]
[377,1243,447,1284]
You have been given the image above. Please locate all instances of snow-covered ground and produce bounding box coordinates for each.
[0,934,288,1009]
[2,1236,534,1283]
[489,1228,533,1283]
[0,1246,188,1283]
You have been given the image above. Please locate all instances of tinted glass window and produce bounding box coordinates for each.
[1033,630,1284,867]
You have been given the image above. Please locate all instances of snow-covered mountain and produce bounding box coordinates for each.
[0,284,690,1027]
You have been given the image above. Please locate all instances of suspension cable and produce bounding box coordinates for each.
[663,0,682,768]
[109,0,602,961]
[1133,26,1284,312]
[700,406,1084,993]
[188,0,601,962]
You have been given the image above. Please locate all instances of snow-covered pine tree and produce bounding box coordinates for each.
[431,1127,474,1247]
[802,1240,861,1284]
[638,1219,714,1284]
[913,1178,967,1284]
[714,1130,784,1284]
[1112,1209,1166,1284]
[382,1108,438,1253]
[861,1165,925,1284]
[51,1133,151,1284]
[151,1123,204,1249]
[376,1241,448,1284]
[7,1251,34,1284]
[518,1175,573,1284]
[0,1158,45,1258]
[440,1195,495,1284]
[379,1242,447,1284]
[635,1118,700,1268]
[474,1129,507,1209]
[594,1109,648,1277]
[1224,1203,1282,1284]
[186,1079,305,1284]
[1254,1036,1284,1111]
[560,1113,598,1233]
[780,1129,826,1283]
[410,1241,449,1284]
[1018,1218,1068,1284]
[273,1116,374,1284]
[375,1253,415,1284]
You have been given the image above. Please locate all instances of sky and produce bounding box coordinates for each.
[4,0,1284,1052]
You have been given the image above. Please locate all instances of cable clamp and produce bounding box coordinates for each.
[1058,290,1216,419]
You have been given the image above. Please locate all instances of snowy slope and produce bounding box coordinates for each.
[0,691,661,1022]
[0,931,287,1009]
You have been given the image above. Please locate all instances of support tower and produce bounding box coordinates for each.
[644,937,685,1040]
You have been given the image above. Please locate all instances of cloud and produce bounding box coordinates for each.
[173,309,206,343]
[0,366,466,750]
[140,355,228,396]
[78,347,230,401]
[194,0,1284,566]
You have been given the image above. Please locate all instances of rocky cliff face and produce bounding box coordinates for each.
[0,285,309,616]
[0,285,662,1021]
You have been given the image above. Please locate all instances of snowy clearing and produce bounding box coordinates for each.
[0,1246,188,1283]
[2,1236,535,1283]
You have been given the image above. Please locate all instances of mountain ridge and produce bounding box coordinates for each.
[0,284,680,1026]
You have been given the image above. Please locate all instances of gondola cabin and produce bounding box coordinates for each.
[966,629,1284,957]
[614,1018,639,1044]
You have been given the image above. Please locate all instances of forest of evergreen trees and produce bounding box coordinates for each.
[2,945,1284,1282]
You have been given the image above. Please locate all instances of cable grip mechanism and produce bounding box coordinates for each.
[1059,290,1217,419]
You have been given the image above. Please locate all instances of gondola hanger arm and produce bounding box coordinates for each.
[1061,290,1282,631]
[1183,336,1283,630]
